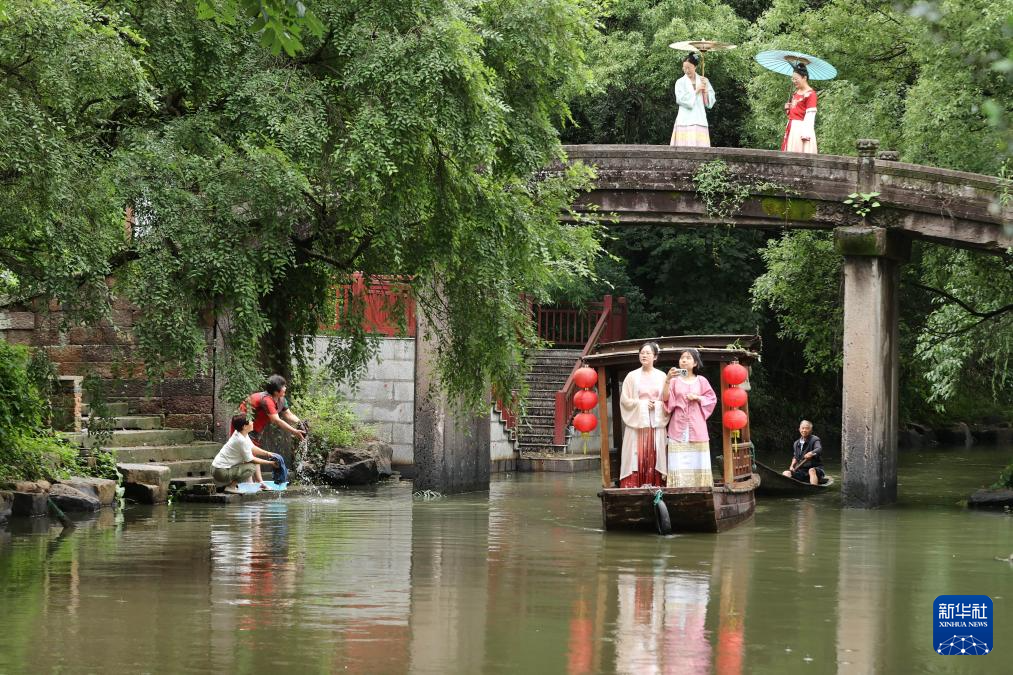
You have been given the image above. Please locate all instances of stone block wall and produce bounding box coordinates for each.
[312,337,416,465]
[310,336,518,470]
[0,301,216,440]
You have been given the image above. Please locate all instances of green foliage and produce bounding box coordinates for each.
[295,384,374,456]
[0,435,81,483]
[564,0,752,146]
[0,342,80,481]
[843,191,881,219]
[82,450,122,482]
[694,158,796,223]
[196,0,325,55]
[0,343,46,440]
[0,0,150,320]
[752,231,843,371]
[992,462,1013,490]
[2,0,605,413]
[743,0,1010,172]
[605,225,770,337]
[81,374,115,453]
[694,160,755,223]
[914,247,1013,408]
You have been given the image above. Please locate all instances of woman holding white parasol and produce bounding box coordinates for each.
[668,40,734,148]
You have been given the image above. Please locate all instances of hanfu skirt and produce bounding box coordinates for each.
[671,124,711,148]
[619,427,664,488]
[666,431,712,488]
[781,120,817,154]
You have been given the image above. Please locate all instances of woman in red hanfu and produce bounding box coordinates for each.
[781,63,817,154]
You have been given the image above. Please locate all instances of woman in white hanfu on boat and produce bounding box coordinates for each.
[619,342,671,488]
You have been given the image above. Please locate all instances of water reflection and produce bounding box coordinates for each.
[615,562,712,673]
[0,447,1012,674]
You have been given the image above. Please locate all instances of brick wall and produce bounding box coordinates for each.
[0,301,215,439]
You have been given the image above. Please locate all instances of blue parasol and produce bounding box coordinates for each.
[754,50,837,80]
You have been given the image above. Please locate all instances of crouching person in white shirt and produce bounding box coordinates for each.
[211,415,279,493]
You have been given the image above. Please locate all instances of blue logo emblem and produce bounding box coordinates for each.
[933,595,993,655]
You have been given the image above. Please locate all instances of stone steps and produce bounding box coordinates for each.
[517,429,556,444]
[169,476,215,490]
[511,348,575,453]
[154,459,281,481]
[156,459,213,479]
[81,402,130,417]
[527,386,565,394]
[65,428,195,448]
[84,415,163,431]
[113,442,221,464]
[520,413,555,425]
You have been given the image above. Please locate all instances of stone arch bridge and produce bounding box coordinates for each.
[557,141,1011,508]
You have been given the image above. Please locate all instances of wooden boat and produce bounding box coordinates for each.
[583,335,762,534]
[755,460,835,495]
[599,476,760,533]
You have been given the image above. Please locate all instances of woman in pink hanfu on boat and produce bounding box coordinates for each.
[782,62,818,153]
[664,349,717,488]
[670,53,716,147]
[619,343,670,488]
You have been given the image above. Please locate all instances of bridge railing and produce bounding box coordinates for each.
[552,295,628,446]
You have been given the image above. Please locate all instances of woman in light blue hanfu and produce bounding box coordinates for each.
[670,53,716,147]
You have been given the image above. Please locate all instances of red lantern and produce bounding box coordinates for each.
[573,367,598,389]
[723,362,748,386]
[573,389,598,411]
[722,409,748,431]
[573,412,598,433]
[722,386,747,409]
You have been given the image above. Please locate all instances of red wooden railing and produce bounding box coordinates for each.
[494,396,518,432]
[552,295,628,445]
[329,276,628,348]
[529,297,628,347]
[327,273,416,337]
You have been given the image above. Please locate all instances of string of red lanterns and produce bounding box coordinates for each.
[572,366,598,452]
[721,362,749,445]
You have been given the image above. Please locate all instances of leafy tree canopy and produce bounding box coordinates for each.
[1,0,604,409]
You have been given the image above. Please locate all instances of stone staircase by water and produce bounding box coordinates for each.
[515,348,582,454]
[67,402,232,490]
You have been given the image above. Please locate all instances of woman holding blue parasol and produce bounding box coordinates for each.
[755,50,837,154]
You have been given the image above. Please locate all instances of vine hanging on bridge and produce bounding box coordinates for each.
[693,159,796,225]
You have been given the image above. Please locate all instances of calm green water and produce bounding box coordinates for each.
[1,446,1011,674]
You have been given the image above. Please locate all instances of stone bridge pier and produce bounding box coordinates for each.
[412,298,490,495]
[835,225,909,507]
[835,140,910,508]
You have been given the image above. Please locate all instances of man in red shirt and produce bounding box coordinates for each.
[240,375,306,482]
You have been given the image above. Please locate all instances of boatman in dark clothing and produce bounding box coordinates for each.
[782,420,826,485]
[239,374,306,483]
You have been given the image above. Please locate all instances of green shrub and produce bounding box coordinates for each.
[0,434,81,483]
[992,462,1013,490]
[0,342,82,481]
[295,385,375,457]
[0,342,47,439]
